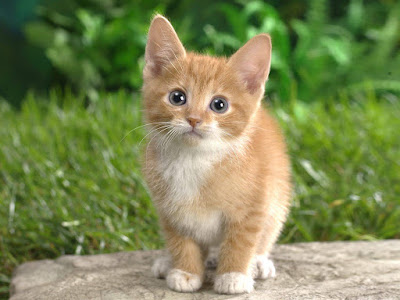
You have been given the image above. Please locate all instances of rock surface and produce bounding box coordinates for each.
[10,240,400,300]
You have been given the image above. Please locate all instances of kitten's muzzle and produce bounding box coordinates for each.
[184,128,203,138]
[186,116,203,128]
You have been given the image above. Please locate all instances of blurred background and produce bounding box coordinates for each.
[2,0,400,105]
[1,0,399,298]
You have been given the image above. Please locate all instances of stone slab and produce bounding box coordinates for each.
[10,240,400,299]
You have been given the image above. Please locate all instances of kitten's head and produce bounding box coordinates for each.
[142,15,271,150]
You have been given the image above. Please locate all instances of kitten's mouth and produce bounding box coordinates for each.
[183,129,203,138]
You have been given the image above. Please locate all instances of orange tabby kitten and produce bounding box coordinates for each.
[142,15,291,294]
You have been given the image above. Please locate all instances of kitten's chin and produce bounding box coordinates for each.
[181,131,203,146]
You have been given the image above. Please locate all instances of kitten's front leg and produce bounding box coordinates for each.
[214,220,262,294]
[162,220,205,292]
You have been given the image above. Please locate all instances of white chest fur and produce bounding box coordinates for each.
[152,132,248,245]
[172,207,224,245]
[158,144,217,204]
[155,143,225,244]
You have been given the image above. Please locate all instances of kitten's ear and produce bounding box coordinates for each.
[228,34,272,94]
[144,15,186,77]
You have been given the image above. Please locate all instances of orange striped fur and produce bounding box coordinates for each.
[142,15,291,294]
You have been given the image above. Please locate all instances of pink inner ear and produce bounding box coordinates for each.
[146,43,176,76]
[144,16,186,78]
[229,34,271,94]
[242,64,267,94]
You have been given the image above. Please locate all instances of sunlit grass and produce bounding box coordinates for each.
[276,95,400,242]
[1,91,399,297]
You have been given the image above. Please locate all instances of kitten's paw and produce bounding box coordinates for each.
[214,272,254,294]
[166,269,202,292]
[251,255,276,279]
[152,256,172,279]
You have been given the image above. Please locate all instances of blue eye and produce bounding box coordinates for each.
[169,91,186,106]
[210,97,228,113]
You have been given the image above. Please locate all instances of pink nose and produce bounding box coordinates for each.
[186,117,203,128]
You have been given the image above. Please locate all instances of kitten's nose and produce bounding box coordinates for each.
[186,116,203,128]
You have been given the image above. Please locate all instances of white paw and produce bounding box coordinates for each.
[166,269,202,292]
[214,272,254,294]
[251,255,276,279]
[152,256,172,279]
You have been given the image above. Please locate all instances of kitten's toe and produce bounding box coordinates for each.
[251,255,276,279]
[166,269,202,292]
[152,256,172,279]
[214,272,254,294]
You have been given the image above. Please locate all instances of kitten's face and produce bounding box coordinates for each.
[143,54,258,148]
[142,15,271,150]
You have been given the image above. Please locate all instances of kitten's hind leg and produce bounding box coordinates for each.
[252,223,278,280]
[253,200,289,280]
[152,254,172,279]
[251,254,276,279]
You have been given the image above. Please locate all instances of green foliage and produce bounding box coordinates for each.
[278,94,400,241]
[206,0,400,101]
[0,91,159,298]
[1,91,399,297]
[204,1,292,101]
[23,0,400,102]
[25,0,167,100]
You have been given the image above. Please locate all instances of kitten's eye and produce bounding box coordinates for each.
[210,97,228,113]
[169,90,186,106]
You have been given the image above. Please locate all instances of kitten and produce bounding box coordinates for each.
[142,15,291,294]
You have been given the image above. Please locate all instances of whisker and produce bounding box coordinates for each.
[145,126,173,169]
[120,121,172,143]
[160,128,179,157]
[139,125,172,147]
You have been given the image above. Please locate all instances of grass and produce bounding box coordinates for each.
[0,90,399,297]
